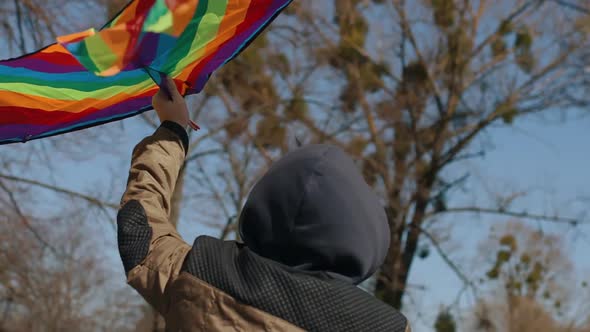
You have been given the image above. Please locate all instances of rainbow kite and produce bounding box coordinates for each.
[0,0,292,144]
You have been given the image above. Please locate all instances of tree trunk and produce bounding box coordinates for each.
[375,182,434,309]
[375,205,406,309]
[375,244,406,309]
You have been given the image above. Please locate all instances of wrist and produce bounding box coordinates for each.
[160,121,189,154]
[160,117,188,128]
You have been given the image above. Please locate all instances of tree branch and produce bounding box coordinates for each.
[0,180,62,258]
[194,159,232,222]
[185,148,224,163]
[426,206,583,225]
[551,0,590,15]
[415,225,474,288]
[467,1,536,63]
[0,173,119,210]
[219,215,237,240]
[392,0,446,116]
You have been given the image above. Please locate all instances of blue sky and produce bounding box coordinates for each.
[408,111,590,329]
[2,103,587,331]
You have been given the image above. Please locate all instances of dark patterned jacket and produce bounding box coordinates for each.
[117,122,411,331]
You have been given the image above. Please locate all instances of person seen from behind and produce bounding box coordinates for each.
[116,79,411,331]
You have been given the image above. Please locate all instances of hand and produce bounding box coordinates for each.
[152,77,189,128]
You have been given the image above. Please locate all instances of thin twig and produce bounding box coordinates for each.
[13,0,26,53]
[415,225,475,289]
[391,0,446,115]
[552,0,590,15]
[0,180,62,258]
[185,148,224,163]
[426,206,582,225]
[0,173,119,210]
[219,215,237,240]
[194,159,232,222]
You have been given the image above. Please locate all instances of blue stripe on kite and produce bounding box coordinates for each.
[0,65,147,83]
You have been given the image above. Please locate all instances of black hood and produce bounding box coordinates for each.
[238,144,390,284]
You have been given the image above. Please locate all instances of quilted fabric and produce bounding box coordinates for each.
[117,200,152,274]
[182,235,408,332]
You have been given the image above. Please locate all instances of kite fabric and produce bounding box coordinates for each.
[0,0,293,144]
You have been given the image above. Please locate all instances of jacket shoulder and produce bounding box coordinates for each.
[179,235,409,332]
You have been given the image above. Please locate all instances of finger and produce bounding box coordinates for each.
[152,88,166,104]
[163,76,182,99]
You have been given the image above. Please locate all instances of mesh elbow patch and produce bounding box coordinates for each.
[117,200,152,274]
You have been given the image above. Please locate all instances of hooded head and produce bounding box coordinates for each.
[238,144,390,284]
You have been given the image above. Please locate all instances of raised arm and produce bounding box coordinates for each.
[117,78,191,315]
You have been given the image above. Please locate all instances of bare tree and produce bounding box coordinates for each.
[0,2,148,330]
[468,221,590,332]
[186,0,590,309]
[0,187,142,331]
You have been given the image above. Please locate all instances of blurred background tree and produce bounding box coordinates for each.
[0,1,144,330]
[197,0,590,310]
[0,179,143,330]
[434,308,457,332]
[468,221,590,331]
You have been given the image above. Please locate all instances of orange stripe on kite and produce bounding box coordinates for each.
[176,0,251,82]
[0,87,158,113]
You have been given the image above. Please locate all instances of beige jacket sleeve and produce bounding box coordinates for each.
[118,122,191,315]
